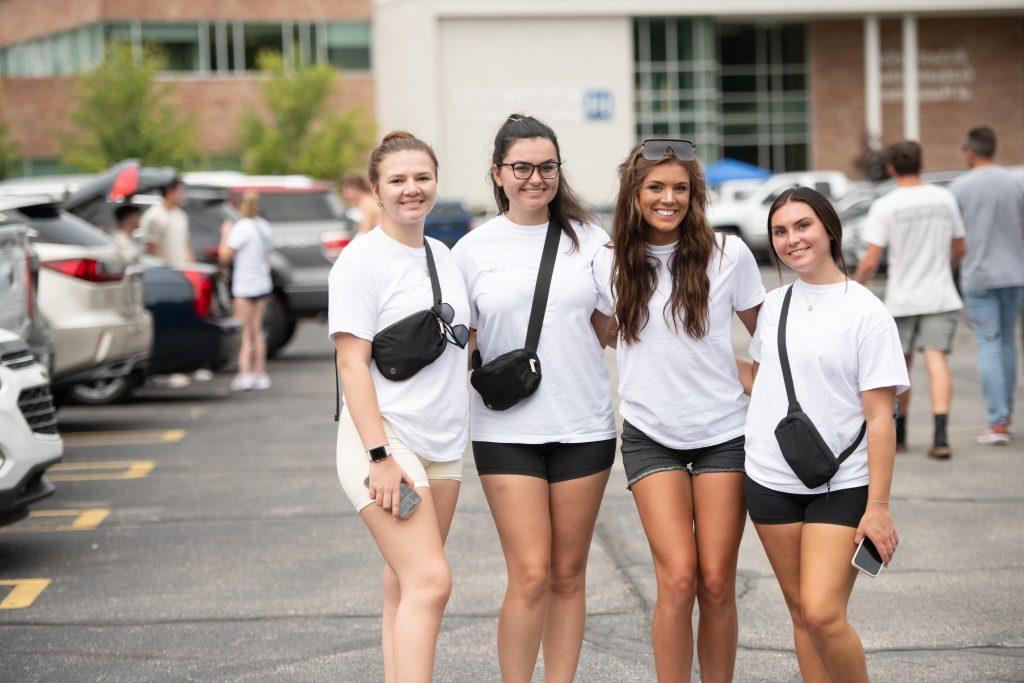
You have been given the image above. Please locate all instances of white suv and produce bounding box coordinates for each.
[0,327,62,524]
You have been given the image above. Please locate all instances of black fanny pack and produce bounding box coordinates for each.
[470,220,561,411]
[773,285,866,489]
[371,240,447,381]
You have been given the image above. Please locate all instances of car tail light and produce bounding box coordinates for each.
[43,258,125,283]
[181,269,214,318]
[321,231,351,262]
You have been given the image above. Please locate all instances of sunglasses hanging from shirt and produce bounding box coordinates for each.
[333,239,469,421]
[773,285,866,489]
[470,219,561,411]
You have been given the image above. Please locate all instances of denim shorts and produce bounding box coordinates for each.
[620,420,745,489]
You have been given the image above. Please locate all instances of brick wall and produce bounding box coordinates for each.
[812,17,1024,177]
[1,72,374,159]
[0,0,371,46]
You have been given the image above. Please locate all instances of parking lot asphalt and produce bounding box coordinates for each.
[2,271,1023,682]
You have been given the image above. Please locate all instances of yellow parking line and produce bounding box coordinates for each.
[0,508,111,533]
[47,460,155,481]
[61,429,186,448]
[0,579,51,609]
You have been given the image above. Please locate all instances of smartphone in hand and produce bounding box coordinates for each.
[364,477,422,519]
[851,537,884,577]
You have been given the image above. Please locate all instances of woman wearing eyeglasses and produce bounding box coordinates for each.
[592,139,764,682]
[451,114,616,683]
[329,130,470,683]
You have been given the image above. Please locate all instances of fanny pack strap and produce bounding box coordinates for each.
[777,284,865,465]
[334,238,443,422]
[524,221,562,353]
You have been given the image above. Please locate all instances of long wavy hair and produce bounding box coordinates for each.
[489,114,593,249]
[611,145,719,344]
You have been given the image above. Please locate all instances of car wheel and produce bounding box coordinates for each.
[264,294,297,358]
[69,374,138,405]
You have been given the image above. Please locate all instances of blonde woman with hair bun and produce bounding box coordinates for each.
[219,190,274,391]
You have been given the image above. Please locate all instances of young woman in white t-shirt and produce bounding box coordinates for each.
[592,140,764,681]
[219,191,273,391]
[452,114,616,682]
[328,131,470,683]
[743,187,910,682]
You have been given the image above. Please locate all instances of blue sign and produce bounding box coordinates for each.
[583,89,614,121]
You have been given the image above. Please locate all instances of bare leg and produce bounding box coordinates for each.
[800,524,867,683]
[922,348,952,415]
[631,470,698,681]
[543,469,611,683]
[382,480,461,683]
[480,475,552,683]
[251,297,269,375]
[234,297,254,375]
[692,472,746,682]
[754,523,830,682]
[362,488,452,683]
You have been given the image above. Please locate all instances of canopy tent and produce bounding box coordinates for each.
[704,158,772,186]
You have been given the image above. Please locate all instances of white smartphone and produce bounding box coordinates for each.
[851,537,884,577]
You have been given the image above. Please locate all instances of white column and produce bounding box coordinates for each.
[864,15,882,147]
[902,14,919,140]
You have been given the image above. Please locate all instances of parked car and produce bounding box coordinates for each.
[707,171,854,255]
[184,172,355,355]
[425,200,472,247]
[0,216,57,375]
[0,327,62,525]
[139,256,240,377]
[1,196,154,405]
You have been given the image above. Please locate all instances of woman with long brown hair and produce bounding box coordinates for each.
[593,139,764,681]
[452,114,616,682]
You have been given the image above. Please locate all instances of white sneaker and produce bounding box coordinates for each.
[252,374,271,391]
[192,369,214,382]
[230,373,254,391]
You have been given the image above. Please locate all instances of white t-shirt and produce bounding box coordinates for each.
[862,184,965,316]
[452,215,616,444]
[745,280,910,494]
[593,234,765,449]
[140,203,191,266]
[328,227,470,461]
[227,217,273,298]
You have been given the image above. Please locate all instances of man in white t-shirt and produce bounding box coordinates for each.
[854,141,966,459]
[141,176,193,266]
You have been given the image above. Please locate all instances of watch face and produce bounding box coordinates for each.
[368,445,389,462]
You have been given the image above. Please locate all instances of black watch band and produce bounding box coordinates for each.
[367,444,391,462]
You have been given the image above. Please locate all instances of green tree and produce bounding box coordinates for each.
[61,43,197,171]
[239,52,373,179]
[0,87,18,180]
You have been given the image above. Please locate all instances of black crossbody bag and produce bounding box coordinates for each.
[470,220,561,411]
[773,285,866,490]
[333,241,448,421]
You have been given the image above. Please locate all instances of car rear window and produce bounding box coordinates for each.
[15,205,114,247]
[256,191,341,222]
[185,199,239,235]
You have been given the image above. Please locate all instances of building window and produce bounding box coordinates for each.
[242,23,283,70]
[139,23,201,71]
[323,23,371,70]
[634,18,810,172]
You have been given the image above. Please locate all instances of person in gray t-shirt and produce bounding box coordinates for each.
[950,126,1024,445]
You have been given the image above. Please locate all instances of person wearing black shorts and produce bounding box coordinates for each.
[742,188,909,682]
[593,139,764,681]
[452,115,616,682]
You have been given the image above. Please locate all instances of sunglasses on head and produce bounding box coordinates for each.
[640,138,697,162]
[434,303,470,348]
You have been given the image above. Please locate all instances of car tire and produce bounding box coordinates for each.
[264,293,297,358]
[69,373,139,405]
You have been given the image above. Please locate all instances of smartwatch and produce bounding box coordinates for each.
[366,444,391,463]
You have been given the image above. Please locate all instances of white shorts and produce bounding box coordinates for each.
[336,406,463,512]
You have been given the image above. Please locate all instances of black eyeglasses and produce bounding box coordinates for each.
[497,161,562,180]
[434,303,470,349]
[640,139,697,162]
